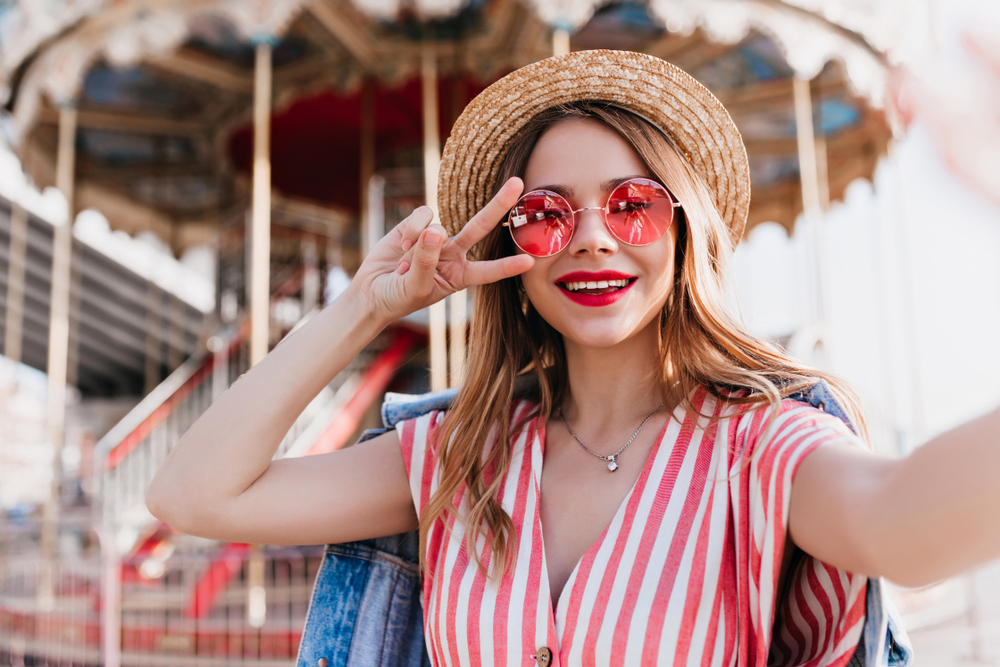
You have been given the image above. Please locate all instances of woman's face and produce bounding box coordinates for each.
[519,117,679,350]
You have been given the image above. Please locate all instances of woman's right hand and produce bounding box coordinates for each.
[352,177,535,326]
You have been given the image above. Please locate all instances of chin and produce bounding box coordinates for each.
[546,310,655,349]
[563,329,637,349]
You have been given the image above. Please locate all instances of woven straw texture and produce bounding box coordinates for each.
[437,50,751,242]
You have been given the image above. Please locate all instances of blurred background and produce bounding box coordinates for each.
[0,0,997,664]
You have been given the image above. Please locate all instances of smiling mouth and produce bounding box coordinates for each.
[557,278,635,295]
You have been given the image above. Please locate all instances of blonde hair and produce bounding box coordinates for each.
[422,102,866,577]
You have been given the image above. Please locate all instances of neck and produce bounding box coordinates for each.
[559,319,664,431]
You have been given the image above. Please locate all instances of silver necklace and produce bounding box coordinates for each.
[559,402,665,472]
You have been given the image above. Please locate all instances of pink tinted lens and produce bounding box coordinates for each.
[508,191,574,257]
[605,179,675,246]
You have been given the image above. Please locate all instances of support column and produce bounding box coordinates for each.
[144,284,162,395]
[302,234,319,313]
[448,292,466,387]
[359,78,378,259]
[552,25,571,56]
[250,39,274,368]
[422,43,447,391]
[448,78,467,387]
[793,77,821,220]
[247,551,266,628]
[66,244,83,388]
[40,105,77,581]
[168,293,185,371]
[247,37,274,631]
[100,526,122,667]
[4,204,28,364]
[792,76,827,364]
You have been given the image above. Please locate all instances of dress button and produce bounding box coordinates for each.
[533,646,552,667]
[317,659,327,667]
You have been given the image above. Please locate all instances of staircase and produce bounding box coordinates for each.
[0,268,424,665]
[94,314,419,551]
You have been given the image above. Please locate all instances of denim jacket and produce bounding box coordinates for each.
[295,382,913,667]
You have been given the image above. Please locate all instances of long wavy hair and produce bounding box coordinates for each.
[421,101,866,577]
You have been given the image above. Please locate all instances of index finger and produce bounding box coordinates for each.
[451,177,524,253]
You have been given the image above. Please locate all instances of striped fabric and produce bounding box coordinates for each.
[396,388,867,667]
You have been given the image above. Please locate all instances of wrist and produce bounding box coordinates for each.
[338,281,390,335]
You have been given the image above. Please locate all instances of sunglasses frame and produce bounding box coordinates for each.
[502,177,682,257]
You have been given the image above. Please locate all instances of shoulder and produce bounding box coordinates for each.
[725,398,860,475]
[393,395,539,449]
[685,386,858,456]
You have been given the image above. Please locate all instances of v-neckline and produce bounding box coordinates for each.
[530,412,672,616]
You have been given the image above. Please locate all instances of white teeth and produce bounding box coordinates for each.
[561,279,630,291]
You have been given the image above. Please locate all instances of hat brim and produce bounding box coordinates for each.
[437,49,750,245]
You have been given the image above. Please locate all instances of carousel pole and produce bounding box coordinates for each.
[168,294,185,371]
[792,76,828,364]
[4,203,28,364]
[423,42,447,391]
[40,104,77,608]
[448,77,467,387]
[247,35,275,631]
[144,284,162,395]
[66,243,83,388]
[360,78,378,258]
[302,235,320,313]
[249,38,274,368]
[552,23,571,56]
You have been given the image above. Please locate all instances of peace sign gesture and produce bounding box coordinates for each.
[353,177,534,327]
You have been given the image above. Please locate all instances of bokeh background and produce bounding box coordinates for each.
[0,0,998,664]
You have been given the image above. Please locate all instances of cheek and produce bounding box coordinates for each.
[639,237,679,305]
[520,262,554,308]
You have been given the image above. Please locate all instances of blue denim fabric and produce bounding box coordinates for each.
[295,533,431,667]
[296,381,913,667]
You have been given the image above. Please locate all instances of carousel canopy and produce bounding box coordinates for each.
[0,0,904,249]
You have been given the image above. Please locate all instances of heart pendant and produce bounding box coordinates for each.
[607,459,618,472]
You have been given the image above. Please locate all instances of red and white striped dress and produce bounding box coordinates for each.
[396,387,867,667]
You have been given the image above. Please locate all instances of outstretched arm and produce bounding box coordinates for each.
[146,179,533,545]
[789,405,1000,587]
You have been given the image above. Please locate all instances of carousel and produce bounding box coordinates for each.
[0,0,904,664]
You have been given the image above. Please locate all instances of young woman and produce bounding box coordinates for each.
[147,51,1000,667]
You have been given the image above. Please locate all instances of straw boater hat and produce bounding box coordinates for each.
[437,49,751,245]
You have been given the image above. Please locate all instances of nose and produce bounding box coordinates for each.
[567,208,618,256]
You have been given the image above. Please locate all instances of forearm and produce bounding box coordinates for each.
[146,284,384,526]
[872,405,1000,586]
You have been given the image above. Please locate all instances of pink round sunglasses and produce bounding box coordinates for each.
[503,177,682,257]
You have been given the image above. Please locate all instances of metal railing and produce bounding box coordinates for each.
[84,304,417,666]
[0,520,324,667]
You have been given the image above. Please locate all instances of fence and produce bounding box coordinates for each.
[0,520,324,666]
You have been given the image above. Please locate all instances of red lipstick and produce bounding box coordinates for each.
[554,270,637,307]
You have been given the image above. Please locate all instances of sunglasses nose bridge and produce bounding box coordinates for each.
[570,205,608,227]
[568,205,618,254]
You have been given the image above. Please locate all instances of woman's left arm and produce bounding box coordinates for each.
[789,404,1000,588]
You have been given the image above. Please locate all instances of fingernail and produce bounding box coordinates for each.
[401,239,413,251]
[398,260,410,274]
[424,230,442,247]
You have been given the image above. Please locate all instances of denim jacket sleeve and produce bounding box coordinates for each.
[296,382,912,667]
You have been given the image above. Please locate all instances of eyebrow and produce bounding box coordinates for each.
[531,174,650,199]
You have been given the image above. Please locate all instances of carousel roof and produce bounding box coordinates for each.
[0,0,904,248]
